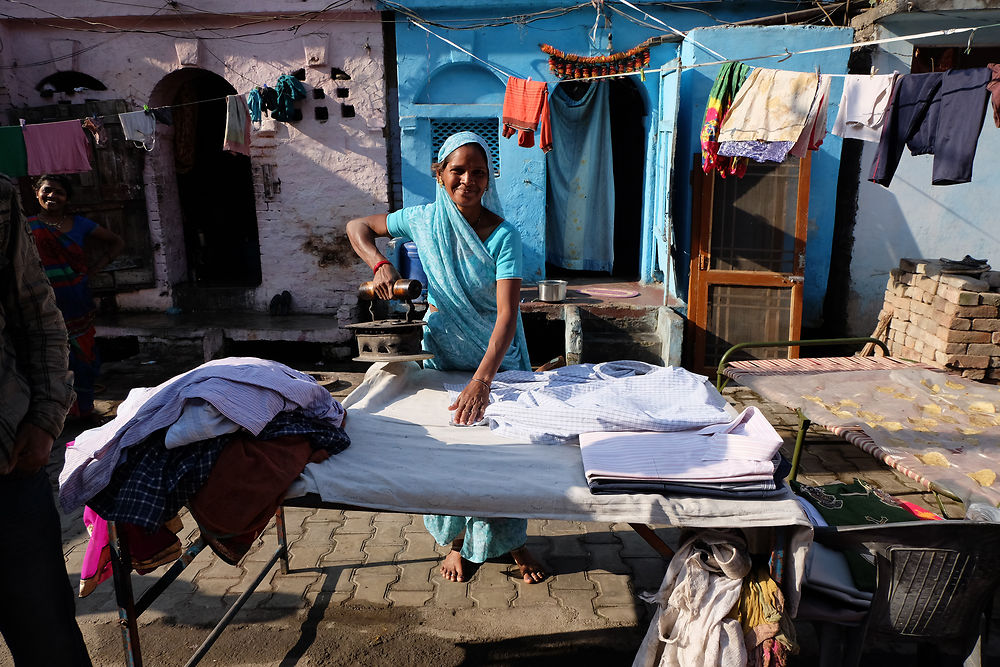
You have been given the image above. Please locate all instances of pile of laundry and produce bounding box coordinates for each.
[58,357,348,597]
[634,529,798,667]
[445,360,788,499]
[702,62,1000,186]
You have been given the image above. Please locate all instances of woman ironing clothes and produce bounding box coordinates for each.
[347,131,545,584]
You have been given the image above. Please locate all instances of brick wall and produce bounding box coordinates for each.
[880,258,1000,380]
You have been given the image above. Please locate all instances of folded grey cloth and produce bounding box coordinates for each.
[938,255,990,274]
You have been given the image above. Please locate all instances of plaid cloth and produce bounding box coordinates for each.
[86,430,226,531]
[257,409,350,455]
[86,409,348,530]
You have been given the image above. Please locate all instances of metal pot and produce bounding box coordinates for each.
[538,279,568,302]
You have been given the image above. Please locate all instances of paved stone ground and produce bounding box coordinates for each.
[2,355,994,666]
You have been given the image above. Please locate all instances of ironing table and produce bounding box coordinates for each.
[108,361,813,666]
[718,339,1000,510]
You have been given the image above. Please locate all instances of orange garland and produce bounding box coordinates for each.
[541,39,655,79]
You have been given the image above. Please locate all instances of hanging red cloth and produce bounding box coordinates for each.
[501,76,552,152]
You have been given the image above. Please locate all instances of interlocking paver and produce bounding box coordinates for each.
[589,572,638,607]
[551,588,597,616]
[594,604,643,624]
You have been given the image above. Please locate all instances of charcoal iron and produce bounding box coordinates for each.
[344,278,433,362]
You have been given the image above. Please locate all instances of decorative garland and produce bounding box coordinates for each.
[541,38,655,80]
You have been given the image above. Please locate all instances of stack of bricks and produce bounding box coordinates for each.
[879,258,1000,381]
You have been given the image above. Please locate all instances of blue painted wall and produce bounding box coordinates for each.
[393,4,852,325]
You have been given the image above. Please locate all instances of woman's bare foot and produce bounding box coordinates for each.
[510,546,547,584]
[440,541,465,582]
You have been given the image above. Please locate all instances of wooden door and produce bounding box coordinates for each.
[11,100,154,296]
[686,153,811,377]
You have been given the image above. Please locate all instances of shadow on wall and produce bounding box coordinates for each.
[847,180,916,336]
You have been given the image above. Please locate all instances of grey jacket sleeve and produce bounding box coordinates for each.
[2,176,73,441]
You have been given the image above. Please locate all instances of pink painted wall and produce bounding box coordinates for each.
[0,4,388,336]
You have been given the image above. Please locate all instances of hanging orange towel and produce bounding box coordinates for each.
[501,76,552,152]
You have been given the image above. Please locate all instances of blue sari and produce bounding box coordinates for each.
[392,132,531,373]
[400,132,531,562]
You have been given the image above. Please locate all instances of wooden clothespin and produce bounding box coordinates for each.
[870,66,878,77]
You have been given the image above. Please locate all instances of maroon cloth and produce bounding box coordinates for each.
[189,434,328,564]
[988,63,1000,128]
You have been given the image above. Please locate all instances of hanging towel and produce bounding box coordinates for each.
[118,110,157,150]
[0,126,28,177]
[272,74,306,122]
[545,82,615,272]
[223,94,251,156]
[22,120,92,175]
[718,68,819,144]
[870,67,991,187]
[247,88,263,123]
[789,74,832,158]
[831,72,898,142]
[501,76,553,152]
[701,61,752,179]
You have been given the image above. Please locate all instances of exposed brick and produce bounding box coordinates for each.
[967,343,1000,357]
[945,354,990,369]
[971,318,1000,332]
[993,331,1000,345]
[955,304,998,318]
[932,310,971,330]
[981,292,1000,307]
[939,274,990,292]
[962,368,988,380]
[916,276,939,296]
[938,328,992,344]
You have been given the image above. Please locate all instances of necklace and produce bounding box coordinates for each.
[40,213,66,230]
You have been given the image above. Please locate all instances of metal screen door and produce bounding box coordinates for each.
[686,153,811,376]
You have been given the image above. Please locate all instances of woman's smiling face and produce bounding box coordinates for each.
[440,144,489,210]
[36,180,69,214]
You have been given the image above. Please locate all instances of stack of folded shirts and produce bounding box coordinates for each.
[579,406,787,498]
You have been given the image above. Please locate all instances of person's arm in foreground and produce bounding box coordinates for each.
[346,214,402,300]
[449,278,520,425]
[0,179,72,475]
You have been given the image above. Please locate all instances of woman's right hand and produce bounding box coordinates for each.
[373,262,402,300]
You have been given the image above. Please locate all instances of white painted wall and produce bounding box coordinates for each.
[0,3,388,335]
[846,22,1000,335]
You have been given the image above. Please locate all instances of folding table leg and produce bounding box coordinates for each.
[628,524,675,559]
[108,521,143,667]
[787,410,811,482]
[275,505,289,574]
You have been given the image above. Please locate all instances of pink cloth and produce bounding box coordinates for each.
[22,120,92,175]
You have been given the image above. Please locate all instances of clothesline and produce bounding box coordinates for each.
[414,13,1000,83]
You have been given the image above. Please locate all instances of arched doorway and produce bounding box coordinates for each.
[169,69,261,287]
[545,77,646,279]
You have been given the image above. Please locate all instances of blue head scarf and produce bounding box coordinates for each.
[401,131,531,372]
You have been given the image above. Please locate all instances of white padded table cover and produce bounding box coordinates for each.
[288,361,812,610]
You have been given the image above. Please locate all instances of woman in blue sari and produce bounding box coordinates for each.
[347,132,545,584]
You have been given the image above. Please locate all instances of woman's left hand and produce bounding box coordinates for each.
[448,379,491,425]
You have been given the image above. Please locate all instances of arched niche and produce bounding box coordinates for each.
[414,62,504,105]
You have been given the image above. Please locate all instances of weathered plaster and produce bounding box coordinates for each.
[0,6,388,325]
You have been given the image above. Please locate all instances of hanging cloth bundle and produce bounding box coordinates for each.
[700,61,752,179]
[272,75,306,122]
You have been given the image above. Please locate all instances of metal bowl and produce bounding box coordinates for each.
[538,279,568,302]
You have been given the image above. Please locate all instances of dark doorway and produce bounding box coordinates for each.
[545,78,646,280]
[172,71,261,287]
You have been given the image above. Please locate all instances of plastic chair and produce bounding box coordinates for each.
[801,520,1000,667]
